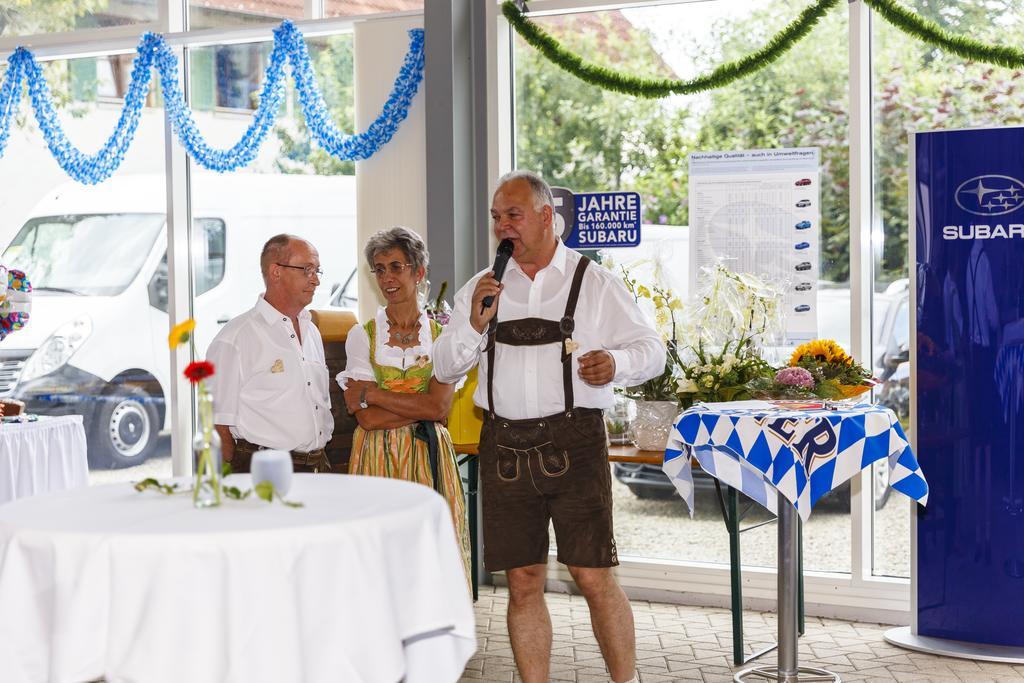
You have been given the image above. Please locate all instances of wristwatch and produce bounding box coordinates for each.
[358,386,369,410]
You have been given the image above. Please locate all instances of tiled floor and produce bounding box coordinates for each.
[461,586,1024,682]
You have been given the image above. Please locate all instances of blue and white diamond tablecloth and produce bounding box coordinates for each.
[662,402,929,521]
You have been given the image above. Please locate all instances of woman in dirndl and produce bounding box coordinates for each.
[337,227,471,591]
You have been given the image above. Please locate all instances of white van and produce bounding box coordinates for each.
[0,174,359,467]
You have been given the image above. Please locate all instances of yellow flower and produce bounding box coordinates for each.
[168,319,196,350]
[636,285,651,298]
[790,338,851,366]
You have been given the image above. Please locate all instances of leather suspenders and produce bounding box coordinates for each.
[486,257,591,418]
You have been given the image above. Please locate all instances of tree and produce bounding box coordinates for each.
[0,0,111,36]
[688,3,851,281]
[514,14,693,226]
[872,0,1024,283]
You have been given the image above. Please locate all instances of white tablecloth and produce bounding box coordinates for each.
[0,415,88,505]
[0,474,476,683]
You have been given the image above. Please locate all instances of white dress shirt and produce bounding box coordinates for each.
[207,296,333,451]
[433,241,665,420]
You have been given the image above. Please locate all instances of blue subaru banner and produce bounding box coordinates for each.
[914,126,1024,649]
[552,187,642,248]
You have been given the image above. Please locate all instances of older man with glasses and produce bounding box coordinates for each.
[206,233,334,473]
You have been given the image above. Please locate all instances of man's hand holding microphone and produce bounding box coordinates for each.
[470,236,615,385]
[470,238,514,334]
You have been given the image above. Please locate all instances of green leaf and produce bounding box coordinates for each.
[222,485,251,500]
[282,500,305,508]
[134,478,180,495]
[221,462,233,477]
[254,481,274,503]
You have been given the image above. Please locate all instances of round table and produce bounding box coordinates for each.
[0,415,88,505]
[0,473,475,683]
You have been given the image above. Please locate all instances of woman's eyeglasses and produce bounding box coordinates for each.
[372,262,415,278]
[276,263,323,278]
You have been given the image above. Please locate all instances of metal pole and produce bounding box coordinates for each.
[778,502,800,681]
[734,502,839,682]
[728,486,744,665]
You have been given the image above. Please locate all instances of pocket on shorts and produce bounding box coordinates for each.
[535,441,570,478]
[496,446,521,482]
[563,411,606,446]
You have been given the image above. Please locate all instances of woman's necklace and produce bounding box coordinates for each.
[387,313,420,345]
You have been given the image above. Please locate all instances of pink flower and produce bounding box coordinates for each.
[775,366,815,389]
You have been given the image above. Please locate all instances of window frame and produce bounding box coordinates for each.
[487,0,907,620]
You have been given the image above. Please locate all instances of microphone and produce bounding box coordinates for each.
[482,238,515,309]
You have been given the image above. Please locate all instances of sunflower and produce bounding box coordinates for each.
[168,318,196,349]
[790,338,852,367]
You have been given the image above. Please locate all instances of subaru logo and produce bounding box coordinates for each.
[956,175,1024,216]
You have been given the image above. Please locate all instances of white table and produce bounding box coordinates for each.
[0,414,88,505]
[0,474,476,683]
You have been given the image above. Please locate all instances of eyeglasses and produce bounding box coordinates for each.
[372,262,415,278]
[276,263,323,278]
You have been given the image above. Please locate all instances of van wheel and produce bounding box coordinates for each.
[91,385,159,468]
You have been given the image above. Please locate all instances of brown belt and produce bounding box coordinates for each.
[233,438,331,473]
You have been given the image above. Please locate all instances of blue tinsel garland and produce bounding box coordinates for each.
[0,21,425,184]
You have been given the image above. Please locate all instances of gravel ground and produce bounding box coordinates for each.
[86,436,173,487]
[83,441,912,578]
[608,467,912,577]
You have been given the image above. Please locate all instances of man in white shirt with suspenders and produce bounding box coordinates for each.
[434,171,665,683]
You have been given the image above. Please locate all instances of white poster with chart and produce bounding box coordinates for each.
[688,147,820,345]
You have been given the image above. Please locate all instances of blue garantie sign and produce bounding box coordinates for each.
[552,187,642,248]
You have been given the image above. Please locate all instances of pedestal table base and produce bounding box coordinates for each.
[733,502,841,683]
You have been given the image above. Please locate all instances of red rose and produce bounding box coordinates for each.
[184,361,215,384]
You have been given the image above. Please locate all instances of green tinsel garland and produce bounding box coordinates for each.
[864,0,1024,69]
[505,0,1024,101]
[501,0,841,99]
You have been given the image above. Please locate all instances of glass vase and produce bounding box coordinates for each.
[629,400,681,452]
[604,393,636,445]
[193,386,222,508]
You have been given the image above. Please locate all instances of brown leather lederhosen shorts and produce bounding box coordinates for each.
[479,407,617,572]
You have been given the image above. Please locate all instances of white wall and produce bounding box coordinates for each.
[354,15,426,323]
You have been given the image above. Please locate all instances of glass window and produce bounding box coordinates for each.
[214,45,267,110]
[0,0,157,37]
[4,214,165,296]
[870,0,1024,578]
[514,0,851,573]
[195,218,227,296]
[189,0,303,30]
[0,56,169,479]
[185,35,360,361]
[324,0,423,19]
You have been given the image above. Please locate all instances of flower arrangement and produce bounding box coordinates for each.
[675,339,776,406]
[616,264,686,403]
[674,266,783,407]
[168,319,222,508]
[136,319,301,507]
[788,338,875,399]
[748,338,874,400]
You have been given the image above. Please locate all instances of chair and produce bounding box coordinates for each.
[310,309,359,473]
